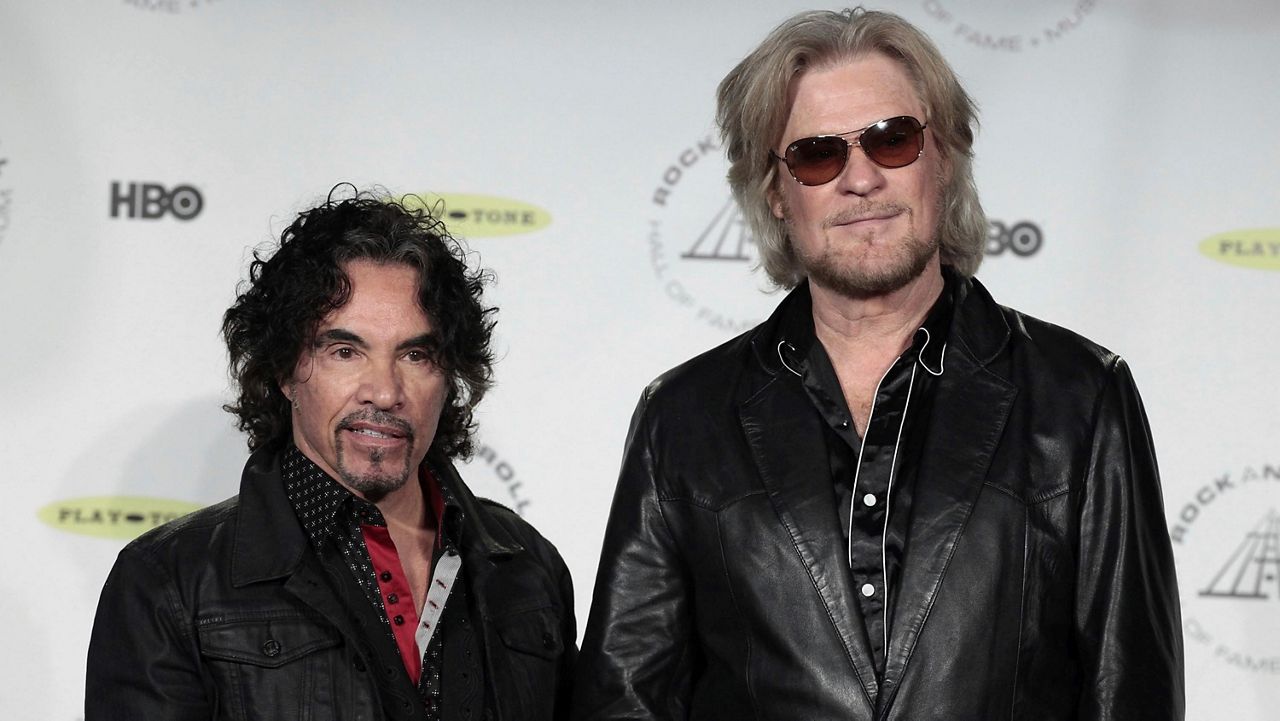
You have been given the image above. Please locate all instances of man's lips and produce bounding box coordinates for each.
[828,208,902,228]
[346,425,405,439]
[338,418,413,445]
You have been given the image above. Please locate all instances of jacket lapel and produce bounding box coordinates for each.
[738,295,880,710]
[876,277,1017,713]
[230,446,308,586]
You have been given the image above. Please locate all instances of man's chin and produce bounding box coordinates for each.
[804,240,936,299]
[338,463,413,503]
[810,259,926,298]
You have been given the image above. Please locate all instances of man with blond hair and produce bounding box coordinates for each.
[574,8,1182,720]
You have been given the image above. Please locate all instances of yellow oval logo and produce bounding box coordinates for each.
[399,193,552,238]
[1199,228,1280,271]
[38,496,204,540]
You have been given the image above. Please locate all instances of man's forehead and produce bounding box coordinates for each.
[782,53,925,134]
[308,260,434,337]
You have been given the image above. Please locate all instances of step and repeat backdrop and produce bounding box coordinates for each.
[1,1,1276,718]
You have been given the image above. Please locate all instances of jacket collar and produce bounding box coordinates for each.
[428,453,525,559]
[231,445,309,586]
[230,445,523,587]
[749,269,1004,383]
[946,270,1011,369]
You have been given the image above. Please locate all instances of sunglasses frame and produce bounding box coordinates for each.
[771,115,928,186]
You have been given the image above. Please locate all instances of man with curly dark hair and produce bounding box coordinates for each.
[86,188,577,721]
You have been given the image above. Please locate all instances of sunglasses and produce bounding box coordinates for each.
[771,115,928,186]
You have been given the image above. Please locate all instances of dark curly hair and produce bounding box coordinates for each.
[221,185,496,459]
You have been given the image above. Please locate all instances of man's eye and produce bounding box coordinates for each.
[333,347,356,359]
[405,349,430,363]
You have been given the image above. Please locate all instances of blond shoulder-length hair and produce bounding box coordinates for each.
[716,8,986,288]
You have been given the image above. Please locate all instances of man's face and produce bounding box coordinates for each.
[285,259,449,502]
[770,52,946,298]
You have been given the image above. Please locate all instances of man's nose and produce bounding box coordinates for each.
[358,359,405,409]
[834,144,887,196]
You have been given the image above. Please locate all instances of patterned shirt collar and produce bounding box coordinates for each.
[280,445,383,550]
[281,444,460,551]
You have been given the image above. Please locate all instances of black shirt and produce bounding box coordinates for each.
[281,445,485,720]
[777,274,954,680]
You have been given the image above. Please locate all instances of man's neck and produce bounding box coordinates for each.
[367,478,430,532]
[810,260,944,358]
[809,259,946,435]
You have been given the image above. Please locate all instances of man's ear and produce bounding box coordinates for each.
[278,378,297,408]
[768,182,786,221]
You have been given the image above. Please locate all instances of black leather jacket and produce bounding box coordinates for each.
[574,276,1183,721]
[87,447,576,721]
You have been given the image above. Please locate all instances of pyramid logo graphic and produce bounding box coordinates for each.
[1199,509,1280,600]
[682,198,756,262]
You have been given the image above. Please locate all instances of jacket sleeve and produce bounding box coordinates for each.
[86,544,212,721]
[572,389,694,721]
[553,536,580,721]
[1074,358,1184,720]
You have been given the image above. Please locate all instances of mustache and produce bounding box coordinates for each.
[336,410,415,440]
[823,202,906,228]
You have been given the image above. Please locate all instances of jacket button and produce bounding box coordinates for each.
[353,656,367,672]
[542,632,555,650]
[261,639,281,657]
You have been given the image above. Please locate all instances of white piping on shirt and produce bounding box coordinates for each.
[414,549,461,654]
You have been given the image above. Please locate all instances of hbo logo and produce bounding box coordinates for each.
[986,220,1043,256]
[110,182,203,221]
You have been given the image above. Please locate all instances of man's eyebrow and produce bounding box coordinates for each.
[396,333,438,352]
[313,328,366,347]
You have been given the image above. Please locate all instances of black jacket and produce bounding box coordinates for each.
[573,276,1183,720]
[87,446,576,721]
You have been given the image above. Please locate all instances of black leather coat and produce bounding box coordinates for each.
[86,447,576,721]
[573,277,1183,721]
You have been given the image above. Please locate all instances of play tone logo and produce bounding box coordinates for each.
[38,496,203,540]
[400,193,551,238]
[1199,228,1280,271]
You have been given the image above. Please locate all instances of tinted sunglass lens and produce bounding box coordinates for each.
[862,117,923,168]
[787,136,848,185]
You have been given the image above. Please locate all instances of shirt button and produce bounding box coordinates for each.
[393,615,405,625]
[863,493,877,507]
[387,593,398,604]
[861,583,875,597]
[380,571,393,582]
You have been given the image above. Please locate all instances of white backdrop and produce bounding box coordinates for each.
[1,1,1278,719]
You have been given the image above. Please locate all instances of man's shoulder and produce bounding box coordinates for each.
[1001,304,1122,379]
[962,276,1122,383]
[119,495,241,567]
[644,324,761,407]
[472,497,565,563]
